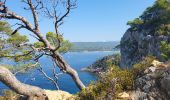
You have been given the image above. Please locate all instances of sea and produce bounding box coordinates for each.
[0,51,119,94]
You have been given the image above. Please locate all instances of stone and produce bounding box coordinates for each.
[130,91,148,100]
[151,60,165,68]
[160,76,170,96]
[144,66,156,74]
[45,90,75,100]
[118,92,130,99]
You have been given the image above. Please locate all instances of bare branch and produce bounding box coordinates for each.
[27,0,39,30]
[0,2,52,48]
[29,34,41,41]
[51,58,63,81]
[34,53,44,61]
[11,25,25,35]
[43,7,54,19]
[56,0,76,24]
[38,63,59,90]
[35,0,44,10]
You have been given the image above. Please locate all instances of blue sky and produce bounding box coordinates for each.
[6,0,155,42]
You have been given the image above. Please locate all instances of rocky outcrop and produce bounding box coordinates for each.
[133,61,170,99]
[120,29,167,68]
[45,90,75,100]
[120,0,170,68]
[0,90,75,100]
[82,54,120,73]
[120,60,170,100]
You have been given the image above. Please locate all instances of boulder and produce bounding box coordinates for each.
[117,92,130,99]
[45,90,75,100]
[134,63,170,100]
[151,60,167,68]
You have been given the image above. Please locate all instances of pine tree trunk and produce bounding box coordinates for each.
[52,52,86,90]
[0,66,47,99]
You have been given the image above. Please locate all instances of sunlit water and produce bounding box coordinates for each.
[0,51,118,94]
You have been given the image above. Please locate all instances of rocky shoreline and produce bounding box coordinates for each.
[81,54,120,73]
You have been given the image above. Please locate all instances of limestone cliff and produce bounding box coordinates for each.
[120,0,170,68]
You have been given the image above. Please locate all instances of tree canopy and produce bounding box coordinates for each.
[127,0,170,35]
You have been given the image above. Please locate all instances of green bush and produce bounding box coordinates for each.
[127,0,170,35]
[160,41,170,60]
[77,66,134,100]
[127,18,144,28]
[0,90,17,100]
[132,56,156,78]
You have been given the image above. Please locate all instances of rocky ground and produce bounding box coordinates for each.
[117,60,170,100]
[44,90,75,100]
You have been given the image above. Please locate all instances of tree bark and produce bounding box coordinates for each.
[0,66,47,98]
[52,52,86,90]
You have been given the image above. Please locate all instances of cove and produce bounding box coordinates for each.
[0,51,117,94]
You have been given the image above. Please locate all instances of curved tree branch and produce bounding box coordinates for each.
[0,66,46,97]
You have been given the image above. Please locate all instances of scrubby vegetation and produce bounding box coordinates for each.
[86,54,121,73]
[127,0,170,35]
[160,41,170,61]
[0,90,18,100]
[132,56,156,78]
[77,66,133,100]
[77,55,156,100]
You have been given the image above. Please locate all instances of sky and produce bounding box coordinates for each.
[5,0,155,42]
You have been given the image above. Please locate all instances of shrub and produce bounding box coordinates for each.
[160,41,170,61]
[0,90,17,100]
[132,56,156,78]
[127,18,144,28]
[77,66,134,100]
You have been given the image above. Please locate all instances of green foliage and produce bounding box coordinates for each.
[89,54,121,72]
[156,24,170,35]
[0,21,37,76]
[7,33,28,46]
[46,32,73,53]
[127,18,144,28]
[0,90,17,100]
[46,32,63,47]
[77,66,134,100]
[58,40,73,53]
[0,21,12,34]
[160,41,170,60]
[34,41,44,48]
[0,21,31,62]
[132,56,156,78]
[0,64,14,71]
[127,0,170,35]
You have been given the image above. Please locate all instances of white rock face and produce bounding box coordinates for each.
[120,29,169,68]
[118,92,130,99]
[120,5,170,68]
[45,90,75,100]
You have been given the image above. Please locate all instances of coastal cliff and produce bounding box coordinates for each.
[120,0,170,68]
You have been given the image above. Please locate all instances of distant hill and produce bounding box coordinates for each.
[70,41,119,51]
